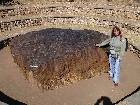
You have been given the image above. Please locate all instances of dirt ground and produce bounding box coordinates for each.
[0,46,140,105]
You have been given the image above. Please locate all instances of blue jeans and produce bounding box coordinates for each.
[108,54,121,83]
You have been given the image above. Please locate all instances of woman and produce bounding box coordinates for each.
[96,26,126,86]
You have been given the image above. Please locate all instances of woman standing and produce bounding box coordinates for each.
[96,26,126,86]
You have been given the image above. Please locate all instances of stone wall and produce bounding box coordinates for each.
[0,2,140,47]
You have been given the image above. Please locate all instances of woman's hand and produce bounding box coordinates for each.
[95,44,100,47]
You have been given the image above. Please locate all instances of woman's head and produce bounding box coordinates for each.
[111,26,122,38]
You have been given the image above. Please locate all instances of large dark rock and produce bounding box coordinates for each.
[10,28,109,90]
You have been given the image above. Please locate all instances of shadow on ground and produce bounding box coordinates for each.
[94,86,140,105]
[114,86,140,104]
[94,96,113,105]
[0,38,10,50]
[0,91,26,105]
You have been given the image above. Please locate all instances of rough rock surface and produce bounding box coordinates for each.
[10,28,109,90]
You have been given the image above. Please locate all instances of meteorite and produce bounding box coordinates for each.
[10,28,109,90]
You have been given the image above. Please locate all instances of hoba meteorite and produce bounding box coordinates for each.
[10,28,109,90]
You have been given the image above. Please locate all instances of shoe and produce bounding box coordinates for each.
[114,83,119,86]
[108,76,111,80]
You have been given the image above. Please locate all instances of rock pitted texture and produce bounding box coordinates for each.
[10,28,109,90]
